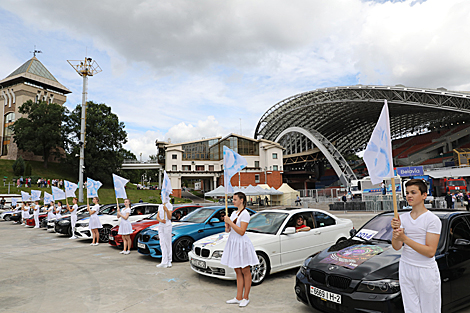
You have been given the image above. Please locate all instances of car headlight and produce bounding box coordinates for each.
[357,279,400,294]
[152,234,160,240]
[300,257,312,276]
[77,223,88,228]
[212,250,223,259]
[58,220,70,226]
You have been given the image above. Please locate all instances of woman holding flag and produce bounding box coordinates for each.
[156,171,173,268]
[87,197,102,246]
[67,198,79,239]
[21,202,30,226]
[45,201,55,225]
[117,199,132,254]
[33,200,40,228]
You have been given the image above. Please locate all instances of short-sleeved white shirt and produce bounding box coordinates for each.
[71,204,78,216]
[400,210,441,268]
[229,209,251,239]
[158,203,173,227]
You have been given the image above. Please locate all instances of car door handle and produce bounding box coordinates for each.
[198,229,204,233]
[313,231,321,235]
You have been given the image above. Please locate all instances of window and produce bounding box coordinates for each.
[172,165,177,171]
[172,154,177,160]
[449,217,470,246]
[196,165,205,171]
[314,212,336,227]
[255,174,260,183]
[284,212,315,230]
[209,165,214,171]
[255,161,259,168]
[182,165,191,171]
[273,165,278,171]
[272,153,278,159]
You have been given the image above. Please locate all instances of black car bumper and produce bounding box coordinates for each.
[295,272,403,313]
[55,223,71,235]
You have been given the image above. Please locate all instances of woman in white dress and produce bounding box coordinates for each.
[221,192,258,308]
[87,197,102,246]
[45,202,55,225]
[21,202,30,225]
[67,198,79,239]
[55,201,63,220]
[117,199,132,255]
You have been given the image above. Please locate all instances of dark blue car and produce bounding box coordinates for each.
[137,206,256,262]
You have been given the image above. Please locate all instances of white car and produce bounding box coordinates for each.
[74,203,160,242]
[189,208,353,285]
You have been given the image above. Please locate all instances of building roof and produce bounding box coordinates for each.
[165,136,222,148]
[0,57,71,94]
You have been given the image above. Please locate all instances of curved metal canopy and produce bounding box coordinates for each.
[255,85,470,155]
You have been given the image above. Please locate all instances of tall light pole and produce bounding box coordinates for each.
[67,57,102,202]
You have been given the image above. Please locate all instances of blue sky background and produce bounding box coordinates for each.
[1,0,469,159]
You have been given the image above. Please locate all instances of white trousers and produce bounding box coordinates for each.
[399,261,441,313]
[159,225,172,264]
[71,215,77,235]
[34,214,39,227]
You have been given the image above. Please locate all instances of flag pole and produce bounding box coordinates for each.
[225,194,228,215]
[116,197,119,211]
[391,177,398,218]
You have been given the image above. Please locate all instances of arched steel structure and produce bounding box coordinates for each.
[256,85,470,185]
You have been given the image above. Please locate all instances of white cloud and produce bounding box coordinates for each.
[125,130,164,160]
[165,116,227,143]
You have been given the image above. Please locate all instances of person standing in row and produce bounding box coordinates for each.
[45,201,55,226]
[33,200,40,229]
[21,202,30,226]
[156,202,173,268]
[222,192,259,308]
[117,199,132,255]
[55,201,63,220]
[87,197,102,246]
[67,198,79,239]
[391,179,441,313]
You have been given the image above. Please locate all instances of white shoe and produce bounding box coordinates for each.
[167,262,172,268]
[21,223,25,226]
[90,243,95,246]
[93,243,99,246]
[120,250,126,254]
[34,226,39,229]
[69,236,77,239]
[156,263,168,268]
[124,251,130,255]
[226,298,242,304]
[239,299,250,307]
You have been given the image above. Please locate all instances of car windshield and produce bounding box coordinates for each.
[449,181,466,187]
[357,214,395,242]
[181,208,215,223]
[247,212,288,235]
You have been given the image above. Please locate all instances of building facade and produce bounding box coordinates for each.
[160,134,284,198]
[0,57,71,160]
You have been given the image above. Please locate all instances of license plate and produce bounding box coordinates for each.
[190,258,206,269]
[310,286,341,304]
[138,242,146,249]
[109,236,114,240]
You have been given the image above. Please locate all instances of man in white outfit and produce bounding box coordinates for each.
[33,200,40,228]
[156,202,173,268]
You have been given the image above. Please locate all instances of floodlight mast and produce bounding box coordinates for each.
[67,57,102,202]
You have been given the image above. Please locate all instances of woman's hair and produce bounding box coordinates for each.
[233,192,247,208]
[93,197,100,203]
[58,201,62,206]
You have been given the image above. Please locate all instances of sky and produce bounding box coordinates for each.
[1,0,470,160]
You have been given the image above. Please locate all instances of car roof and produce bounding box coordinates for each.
[377,209,470,219]
[256,208,329,215]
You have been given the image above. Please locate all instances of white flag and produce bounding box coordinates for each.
[223,146,247,194]
[44,192,53,204]
[51,186,66,201]
[64,180,78,198]
[31,190,41,201]
[87,178,102,198]
[161,171,173,204]
[21,191,31,202]
[113,174,129,199]
[363,100,394,185]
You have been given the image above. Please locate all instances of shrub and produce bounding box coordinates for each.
[24,162,32,176]
[12,157,25,176]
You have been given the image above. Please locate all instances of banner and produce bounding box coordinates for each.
[223,146,247,194]
[87,177,102,198]
[31,190,41,201]
[112,174,129,199]
[51,186,66,201]
[21,191,31,202]
[64,180,78,198]
[363,100,394,185]
[44,192,53,204]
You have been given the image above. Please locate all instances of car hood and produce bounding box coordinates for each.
[131,220,159,230]
[145,221,196,233]
[308,239,402,281]
[193,231,268,250]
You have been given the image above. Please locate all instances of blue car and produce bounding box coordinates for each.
[137,206,256,262]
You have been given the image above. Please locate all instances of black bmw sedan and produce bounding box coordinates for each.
[295,210,470,313]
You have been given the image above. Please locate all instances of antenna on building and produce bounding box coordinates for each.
[30,45,42,57]
[67,56,102,202]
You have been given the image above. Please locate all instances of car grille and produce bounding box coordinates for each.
[193,247,211,258]
[140,234,150,242]
[111,230,118,236]
[327,275,351,290]
[309,270,351,290]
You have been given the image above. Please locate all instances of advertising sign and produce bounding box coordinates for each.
[396,166,424,177]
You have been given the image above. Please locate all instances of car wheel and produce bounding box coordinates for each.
[251,252,271,285]
[132,232,141,249]
[99,225,112,243]
[172,237,194,262]
[4,215,10,221]
[67,225,72,237]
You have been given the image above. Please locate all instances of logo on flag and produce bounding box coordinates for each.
[11,198,18,207]
[223,146,247,194]
[161,171,173,204]
[87,178,102,198]
[363,100,394,185]
[31,190,41,201]
[113,174,129,199]
[64,180,78,198]
[51,186,66,201]
[44,192,53,204]
[21,191,31,202]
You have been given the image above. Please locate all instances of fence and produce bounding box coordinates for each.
[298,188,347,203]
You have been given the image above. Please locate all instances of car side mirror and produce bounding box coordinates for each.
[349,229,357,237]
[209,218,220,224]
[283,227,296,235]
[453,238,470,249]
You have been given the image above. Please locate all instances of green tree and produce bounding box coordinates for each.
[24,162,32,176]
[66,101,128,185]
[12,100,68,168]
[12,156,25,176]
